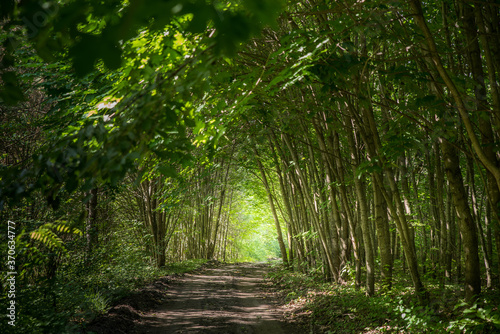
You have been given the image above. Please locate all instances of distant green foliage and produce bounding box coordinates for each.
[231,185,283,262]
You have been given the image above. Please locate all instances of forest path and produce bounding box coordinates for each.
[132,262,300,334]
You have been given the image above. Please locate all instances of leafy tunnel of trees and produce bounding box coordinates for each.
[1,0,500,332]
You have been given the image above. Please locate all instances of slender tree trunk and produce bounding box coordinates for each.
[282,132,337,275]
[409,0,500,192]
[253,146,289,267]
[331,130,360,283]
[440,139,481,302]
[344,117,375,295]
[374,178,393,290]
[467,157,493,289]
[86,187,98,257]
[346,94,428,303]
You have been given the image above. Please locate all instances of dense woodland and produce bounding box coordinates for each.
[1,0,500,332]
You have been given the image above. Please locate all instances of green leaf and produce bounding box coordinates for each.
[158,165,176,177]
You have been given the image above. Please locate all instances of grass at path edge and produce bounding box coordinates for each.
[266,264,500,333]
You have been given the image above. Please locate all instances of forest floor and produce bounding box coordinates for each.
[83,261,303,334]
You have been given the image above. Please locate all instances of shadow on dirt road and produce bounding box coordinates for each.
[132,262,300,334]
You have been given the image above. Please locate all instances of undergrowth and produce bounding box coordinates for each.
[1,226,208,334]
[268,264,500,333]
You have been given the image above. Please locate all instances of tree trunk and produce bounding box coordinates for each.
[344,116,375,295]
[253,146,289,267]
[440,139,481,302]
[86,187,98,256]
[374,179,393,290]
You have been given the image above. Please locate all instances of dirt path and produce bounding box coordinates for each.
[132,262,300,334]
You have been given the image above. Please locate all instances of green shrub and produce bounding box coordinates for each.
[446,301,500,333]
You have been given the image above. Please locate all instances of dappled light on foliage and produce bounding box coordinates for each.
[1,0,500,332]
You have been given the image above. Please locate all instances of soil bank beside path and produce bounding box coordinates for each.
[132,262,301,334]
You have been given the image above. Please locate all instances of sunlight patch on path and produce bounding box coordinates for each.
[133,263,294,334]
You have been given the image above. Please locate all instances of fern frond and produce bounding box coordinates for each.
[29,221,83,251]
[30,228,65,251]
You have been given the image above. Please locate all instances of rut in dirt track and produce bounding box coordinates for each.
[132,262,301,334]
